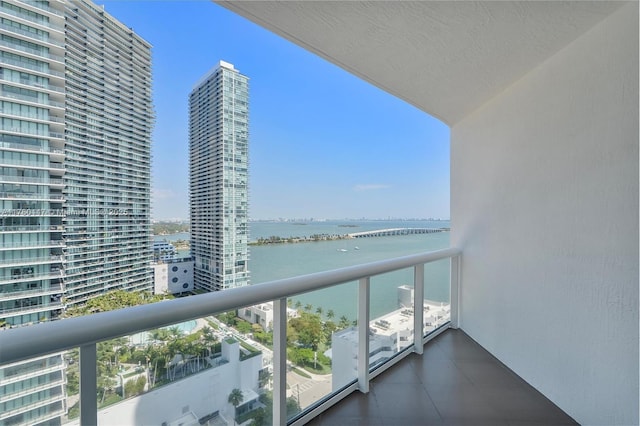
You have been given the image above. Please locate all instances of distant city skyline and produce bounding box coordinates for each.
[99,1,451,221]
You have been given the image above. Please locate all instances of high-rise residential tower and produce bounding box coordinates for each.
[0,0,153,424]
[63,0,153,304]
[1,1,67,424]
[189,61,249,292]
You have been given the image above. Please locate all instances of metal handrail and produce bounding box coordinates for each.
[0,247,459,365]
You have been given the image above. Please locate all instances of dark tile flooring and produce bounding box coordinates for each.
[306,329,578,426]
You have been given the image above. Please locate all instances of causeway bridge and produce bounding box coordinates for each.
[348,228,449,238]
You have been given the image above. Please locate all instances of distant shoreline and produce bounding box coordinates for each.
[250,234,351,246]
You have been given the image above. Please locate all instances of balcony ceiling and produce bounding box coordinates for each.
[216,1,625,125]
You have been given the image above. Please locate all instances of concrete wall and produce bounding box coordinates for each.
[451,4,638,425]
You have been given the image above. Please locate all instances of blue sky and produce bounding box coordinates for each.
[99,1,450,221]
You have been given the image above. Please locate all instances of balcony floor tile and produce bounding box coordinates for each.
[306,329,577,426]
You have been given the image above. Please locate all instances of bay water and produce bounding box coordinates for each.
[156,220,451,321]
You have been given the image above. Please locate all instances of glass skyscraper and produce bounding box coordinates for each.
[63,0,153,305]
[189,61,249,292]
[0,1,66,424]
[0,1,152,424]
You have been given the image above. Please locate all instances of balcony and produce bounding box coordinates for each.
[0,2,636,425]
[307,329,576,426]
[0,249,579,425]
[145,2,640,424]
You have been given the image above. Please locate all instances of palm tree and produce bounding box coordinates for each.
[326,309,335,320]
[201,326,217,357]
[150,328,170,343]
[294,300,302,310]
[228,388,244,414]
[304,303,313,312]
[339,315,350,329]
[315,306,323,317]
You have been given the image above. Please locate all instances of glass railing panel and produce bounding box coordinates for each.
[286,282,358,421]
[62,314,266,426]
[213,310,272,426]
[423,258,451,336]
[369,267,416,370]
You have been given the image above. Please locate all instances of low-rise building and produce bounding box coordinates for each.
[153,259,195,295]
[153,241,178,262]
[66,339,262,425]
[331,286,450,391]
[238,302,299,331]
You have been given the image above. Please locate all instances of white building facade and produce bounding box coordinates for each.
[331,286,450,391]
[189,61,249,292]
[153,259,194,295]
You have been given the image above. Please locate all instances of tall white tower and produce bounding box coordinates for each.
[189,61,249,292]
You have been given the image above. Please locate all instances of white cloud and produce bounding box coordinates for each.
[353,184,391,191]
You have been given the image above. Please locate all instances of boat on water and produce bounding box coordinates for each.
[354,246,360,250]
[337,248,348,252]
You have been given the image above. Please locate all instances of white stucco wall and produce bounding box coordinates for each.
[153,260,194,295]
[451,4,638,425]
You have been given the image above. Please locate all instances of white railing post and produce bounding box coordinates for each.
[273,297,287,425]
[450,255,461,329]
[79,343,97,426]
[357,277,370,393]
[413,264,424,354]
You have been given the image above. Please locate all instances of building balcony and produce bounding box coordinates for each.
[0,4,64,31]
[0,240,64,251]
[0,271,63,286]
[0,299,62,317]
[0,248,577,426]
[0,255,63,267]
[0,2,634,426]
[0,22,64,48]
[0,280,62,294]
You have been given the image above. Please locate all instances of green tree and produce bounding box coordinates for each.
[218,311,238,326]
[65,290,171,317]
[135,375,146,393]
[323,320,337,342]
[236,319,252,334]
[124,379,137,398]
[290,312,325,350]
[66,368,79,395]
[289,347,314,367]
[201,326,218,356]
[326,309,335,320]
[98,374,116,404]
[228,388,244,411]
[338,315,350,329]
[249,408,267,426]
